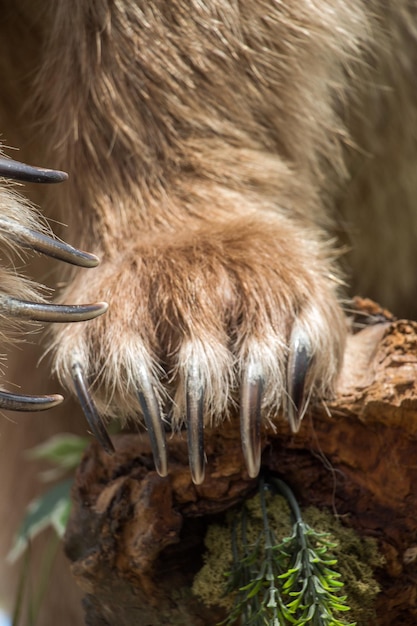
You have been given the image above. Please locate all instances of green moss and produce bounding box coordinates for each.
[192,493,382,625]
[192,493,291,610]
[192,522,235,609]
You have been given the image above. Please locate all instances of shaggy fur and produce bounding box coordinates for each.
[35,0,363,422]
[0,1,416,623]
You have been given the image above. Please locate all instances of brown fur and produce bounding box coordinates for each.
[0,1,416,623]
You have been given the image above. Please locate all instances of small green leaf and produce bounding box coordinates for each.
[246,578,265,598]
[8,479,73,562]
[26,433,88,473]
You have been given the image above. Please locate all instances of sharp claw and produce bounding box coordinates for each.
[186,366,205,484]
[137,369,168,477]
[0,157,68,184]
[71,362,114,454]
[0,219,99,268]
[0,297,108,323]
[240,364,263,478]
[286,329,313,433]
[0,390,63,412]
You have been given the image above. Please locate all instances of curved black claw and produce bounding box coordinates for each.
[0,157,68,184]
[0,390,63,412]
[71,362,114,454]
[286,329,313,433]
[240,364,263,478]
[0,296,108,323]
[186,366,205,485]
[137,369,167,477]
[0,219,99,268]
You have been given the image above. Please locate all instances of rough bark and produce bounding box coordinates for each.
[64,301,417,625]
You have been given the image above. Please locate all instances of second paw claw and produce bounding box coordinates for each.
[0,156,68,184]
[0,219,100,268]
[0,390,63,412]
[0,297,108,323]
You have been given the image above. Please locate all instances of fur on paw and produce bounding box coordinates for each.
[51,212,346,482]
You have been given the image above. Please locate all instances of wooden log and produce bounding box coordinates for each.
[64,303,417,625]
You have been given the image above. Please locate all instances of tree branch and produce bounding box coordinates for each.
[64,303,417,625]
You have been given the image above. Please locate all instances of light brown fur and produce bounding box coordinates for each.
[0,1,416,623]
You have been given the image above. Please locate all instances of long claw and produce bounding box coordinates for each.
[240,364,263,478]
[0,219,99,268]
[137,369,167,477]
[286,329,313,433]
[0,157,68,184]
[71,362,114,454]
[186,365,205,484]
[0,390,63,412]
[0,296,108,323]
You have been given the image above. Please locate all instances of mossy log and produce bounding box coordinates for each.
[64,301,417,625]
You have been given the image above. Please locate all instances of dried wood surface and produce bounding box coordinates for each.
[64,302,417,625]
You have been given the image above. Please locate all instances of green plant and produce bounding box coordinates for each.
[9,433,88,562]
[219,478,355,626]
[9,433,88,626]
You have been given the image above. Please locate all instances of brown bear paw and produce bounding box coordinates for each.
[52,214,346,483]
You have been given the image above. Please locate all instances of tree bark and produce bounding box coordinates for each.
[64,301,417,625]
